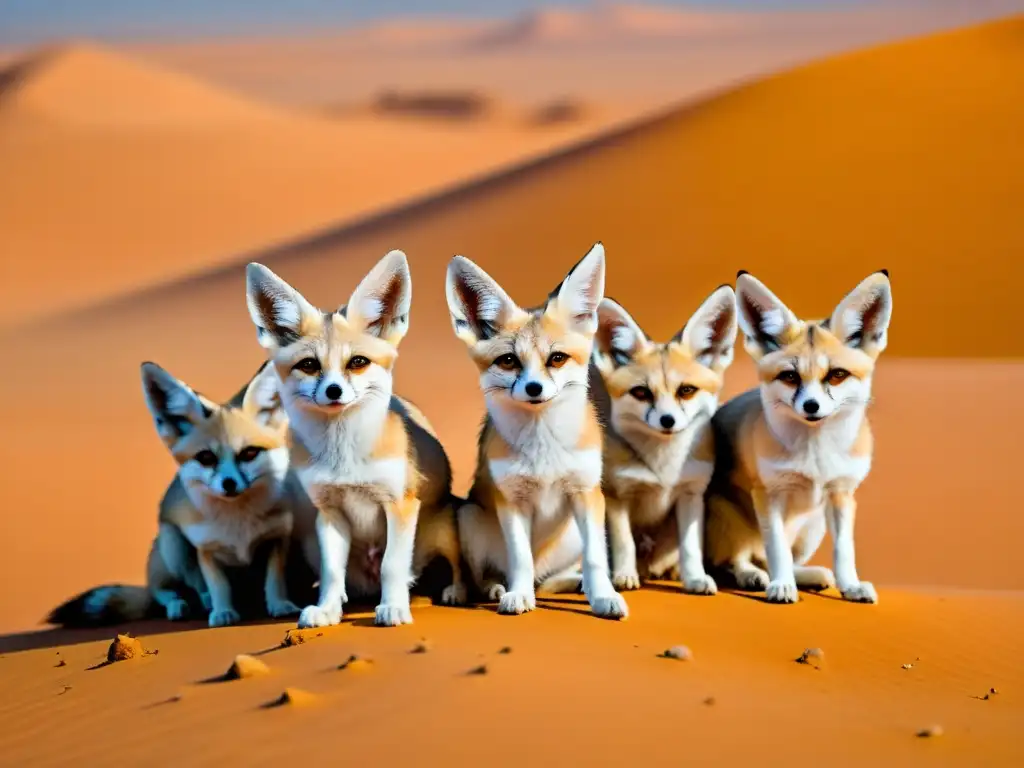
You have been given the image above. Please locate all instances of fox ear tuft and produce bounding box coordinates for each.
[551,242,606,335]
[445,256,521,346]
[830,272,893,357]
[140,362,212,447]
[735,273,798,357]
[674,285,737,372]
[594,298,647,372]
[245,263,319,349]
[344,250,412,346]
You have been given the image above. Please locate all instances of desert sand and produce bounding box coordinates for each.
[1,11,1023,766]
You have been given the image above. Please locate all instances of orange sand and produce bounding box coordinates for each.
[1,14,1023,765]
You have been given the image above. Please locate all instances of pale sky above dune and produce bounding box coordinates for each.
[0,1,877,45]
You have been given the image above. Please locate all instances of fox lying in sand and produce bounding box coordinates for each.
[49,361,320,629]
[245,250,466,629]
[591,286,737,595]
[704,270,892,604]
[447,243,627,620]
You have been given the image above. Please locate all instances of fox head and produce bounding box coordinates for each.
[445,242,605,412]
[735,270,893,426]
[593,286,736,438]
[140,360,289,505]
[244,251,411,419]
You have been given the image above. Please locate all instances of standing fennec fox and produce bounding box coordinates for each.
[591,286,736,594]
[49,361,318,629]
[704,270,893,604]
[448,243,628,619]
[245,250,465,629]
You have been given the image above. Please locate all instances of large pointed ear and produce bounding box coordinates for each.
[673,285,737,372]
[829,270,892,358]
[345,250,412,346]
[246,263,320,350]
[550,242,606,335]
[446,255,521,346]
[735,271,799,355]
[241,362,286,429]
[140,362,214,447]
[594,298,649,374]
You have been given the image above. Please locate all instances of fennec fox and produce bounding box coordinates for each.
[49,361,319,628]
[705,270,892,604]
[245,251,465,629]
[591,286,736,594]
[447,243,628,619]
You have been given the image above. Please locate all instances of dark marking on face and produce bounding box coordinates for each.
[806,325,816,347]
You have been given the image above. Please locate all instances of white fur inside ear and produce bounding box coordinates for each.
[611,324,638,353]
[445,256,520,342]
[246,263,315,346]
[557,243,606,326]
[346,250,411,341]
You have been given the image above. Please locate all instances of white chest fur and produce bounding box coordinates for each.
[183,507,293,567]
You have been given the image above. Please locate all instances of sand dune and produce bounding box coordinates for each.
[0,17,1022,635]
[1,589,1021,765]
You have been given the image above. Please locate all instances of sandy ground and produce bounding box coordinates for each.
[0,11,1023,766]
[1,590,1022,766]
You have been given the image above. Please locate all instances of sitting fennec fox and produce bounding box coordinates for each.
[591,286,737,594]
[447,243,628,620]
[704,270,892,604]
[49,361,319,629]
[245,250,465,629]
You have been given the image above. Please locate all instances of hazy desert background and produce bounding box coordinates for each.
[1,2,1023,765]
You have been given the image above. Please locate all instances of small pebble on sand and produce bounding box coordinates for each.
[703,696,716,706]
[795,648,824,668]
[901,663,914,670]
[226,654,270,680]
[410,639,432,654]
[917,725,943,738]
[266,687,318,708]
[660,645,692,661]
[107,634,146,663]
[338,654,373,672]
[467,664,488,676]
[55,659,67,668]
[281,628,323,647]
[498,646,513,655]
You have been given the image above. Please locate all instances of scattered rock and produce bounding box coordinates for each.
[703,696,716,706]
[264,687,318,708]
[281,628,323,647]
[467,664,488,676]
[990,687,999,695]
[225,654,271,680]
[338,654,373,672]
[795,648,824,669]
[917,725,943,738]
[107,634,146,662]
[498,646,513,655]
[410,639,432,654]
[55,659,67,668]
[58,685,72,695]
[660,645,692,661]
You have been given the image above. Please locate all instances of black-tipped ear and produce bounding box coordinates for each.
[830,272,893,357]
[552,242,606,334]
[879,268,889,278]
[445,256,521,346]
[345,250,412,346]
[674,285,737,372]
[245,263,319,349]
[735,273,798,355]
[140,362,213,447]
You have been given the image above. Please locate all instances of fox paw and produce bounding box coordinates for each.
[166,599,190,621]
[682,574,718,596]
[485,583,507,602]
[441,582,467,606]
[298,604,341,628]
[590,592,629,620]
[267,599,301,618]
[208,608,241,627]
[841,582,878,604]
[612,569,641,591]
[796,566,836,592]
[375,603,413,626]
[498,591,536,615]
[735,568,770,591]
[765,580,799,604]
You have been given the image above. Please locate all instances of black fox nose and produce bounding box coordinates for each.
[221,478,238,495]
[325,384,342,401]
[524,382,543,398]
[803,399,820,415]
[660,414,676,429]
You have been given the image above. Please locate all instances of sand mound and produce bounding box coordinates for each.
[224,654,270,680]
[0,42,286,129]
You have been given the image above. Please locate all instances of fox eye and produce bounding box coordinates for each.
[194,450,218,468]
[775,370,800,386]
[294,357,321,375]
[547,352,569,368]
[825,368,851,385]
[347,356,371,372]
[237,446,264,463]
[629,386,653,402]
[493,354,521,371]
[677,384,698,400]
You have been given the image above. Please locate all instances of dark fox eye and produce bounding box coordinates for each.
[194,450,218,467]
[775,370,800,386]
[237,446,264,463]
[547,352,569,368]
[493,354,521,371]
[677,385,698,400]
[347,356,371,371]
[294,357,321,375]
[825,368,851,385]
[629,386,653,402]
